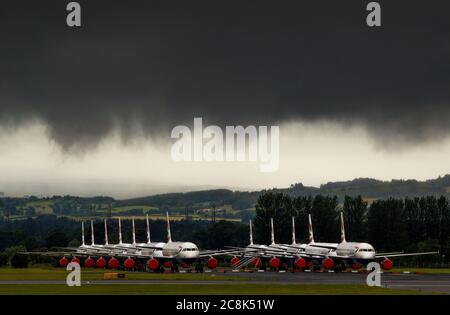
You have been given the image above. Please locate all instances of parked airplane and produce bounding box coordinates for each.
[227,219,291,270]
[301,212,439,270]
[27,213,240,272]
[260,212,439,271]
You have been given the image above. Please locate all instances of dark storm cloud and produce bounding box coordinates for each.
[1,0,450,149]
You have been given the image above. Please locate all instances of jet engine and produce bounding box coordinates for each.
[124,258,135,270]
[295,257,306,268]
[84,256,95,268]
[96,257,106,268]
[381,258,393,270]
[108,257,119,269]
[59,256,68,267]
[322,258,334,269]
[269,257,280,269]
[207,257,219,269]
[147,258,159,271]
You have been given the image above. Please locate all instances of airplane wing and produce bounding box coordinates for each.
[224,246,286,252]
[198,249,248,258]
[375,251,404,256]
[135,244,164,250]
[308,244,338,250]
[375,251,439,258]
[52,247,82,251]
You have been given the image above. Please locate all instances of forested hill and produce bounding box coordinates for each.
[117,175,450,208]
[2,176,450,221]
[287,175,450,200]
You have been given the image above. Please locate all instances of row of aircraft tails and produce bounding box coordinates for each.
[28,212,438,272]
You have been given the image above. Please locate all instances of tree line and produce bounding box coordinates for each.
[1,193,449,267]
[254,193,449,263]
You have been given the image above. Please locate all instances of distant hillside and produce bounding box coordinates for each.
[2,175,450,221]
[115,189,260,212]
[118,175,450,209]
[282,175,450,200]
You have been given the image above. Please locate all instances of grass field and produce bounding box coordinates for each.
[0,284,431,295]
[0,267,445,295]
[100,205,159,213]
[0,268,244,281]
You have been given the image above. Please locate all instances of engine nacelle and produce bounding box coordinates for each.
[108,257,119,269]
[84,256,95,268]
[381,259,393,270]
[230,256,240,267]
[96,257,106,268]
[351,263,362,270]
[322,258,334,269]
[163,261,173,268]
[295,258,306,269]
[124,258,135,270]
[59,256,69,267]
[251,257,262,268]
[71,257,80,265]
[147,258,159,270]
[269,257,281,269]
[207,257,219,269]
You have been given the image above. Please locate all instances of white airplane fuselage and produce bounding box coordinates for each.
[162,241,200,261]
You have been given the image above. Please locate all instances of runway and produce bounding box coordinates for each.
[230,271,450,294]
[1,272,449,294]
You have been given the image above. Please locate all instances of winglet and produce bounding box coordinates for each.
[104,219,109,245]
[81,221,85,246]
[270,218,275,245]
[308,214,315,244]
[146,214,151,244]
[249,220,254,245]
[118,217,123,244]
[90,220,95,245]
[292,216,296,245]
[132,216,136,245]
[340,211,346,243]
[166,212,172,243]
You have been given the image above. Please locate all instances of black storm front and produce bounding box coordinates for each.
[1,0,450,150]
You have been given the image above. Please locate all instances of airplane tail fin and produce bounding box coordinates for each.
[104,219,109,245]
[292,216,296,245]
[249,220,254,245]
[81,221,85,246]
[340,211,346,243]
[270,218,275,245]
[166,212,172,243]
[146,214,151,244]
[308,214,315,244]
[90,220,95,245]
[118,217,123,244]
[132,216,136,245]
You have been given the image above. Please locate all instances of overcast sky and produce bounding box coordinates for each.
[1,1,450,197]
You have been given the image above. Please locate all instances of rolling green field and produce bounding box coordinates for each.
[100,205,158,213]
[25,200,55,215]
[0,267,444,295]
[0,284,431,295]
[0,268,244,281]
